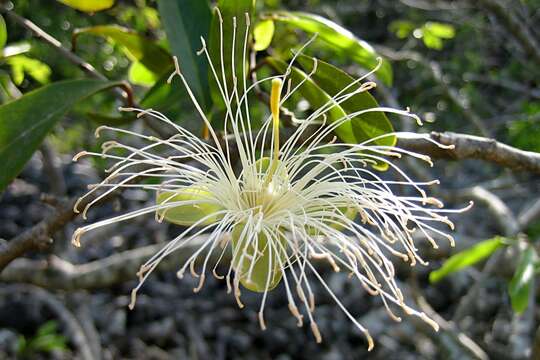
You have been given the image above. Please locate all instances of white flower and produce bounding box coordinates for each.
[72,12,471,350]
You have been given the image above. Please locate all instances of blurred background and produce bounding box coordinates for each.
[0,0,539,359]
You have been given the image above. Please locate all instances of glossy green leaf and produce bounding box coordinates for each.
[156,187,224,226]
[6,55,51,85]
[209,0,255,109]
[0,15,6,50]
[267,57,356,143]
[509,246,537,314]
[296,54,395,147]
[128,61,158,86]
[269,11,392,85]
[0,79,121,191]
[254,20,275,51]
[73,25,171,76]
[157,0,212,111]
[57,0,114,12]
[429,237,505,283]
[231,223,287,292]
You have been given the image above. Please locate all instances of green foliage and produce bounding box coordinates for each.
[269,11,392,85]
[73,25,171,78]
[0,14,6,50]
[0,79,121,191]
[267,57,356,143]
[17,320,67,356]
[389,20,455,50]
[295,54,395,147]
[209,0,255,110]
[508,246,537,314]
[57,0,115,12]
[6,55,51,85]
[157,0,212,111]
[254,19,275,51]
[429,237,507,283]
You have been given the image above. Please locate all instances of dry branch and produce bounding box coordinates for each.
[398,132,540,175]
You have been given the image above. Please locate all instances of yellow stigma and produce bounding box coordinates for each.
[263,78,282,187]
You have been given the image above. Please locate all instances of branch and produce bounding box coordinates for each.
[398,131,540,175]
[0,237,211,290]
[0,197,76,272]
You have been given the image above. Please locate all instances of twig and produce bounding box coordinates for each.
[398,131,540,175]
[473,0,540,64]
[409,277,489,360]
[40,140,67,196]
[0,284,95,360]
[375,46,491,137]
[0,195,94,273]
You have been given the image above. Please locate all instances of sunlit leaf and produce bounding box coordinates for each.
[0,15,6,50]
[156,187,224,226]
[128,61,158,86]
[73,25,171,76]
[509,246,537,314]
[157,0,212,111]
[0,79,121,191]
[254,19,275,51]
[6,55,51,85]
[209,0,255,109]
[423,22,455,39]
[296,54,395,147]
[422,32,443,50]
[389,20,415,39]
[269,11,392,85]
[57,0,114,12]
[429,237,506,283]
[267,57,355,143]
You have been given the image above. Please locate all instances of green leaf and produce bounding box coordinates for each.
[128,61,158,86]
[0,79,121,191]
[269,11,392,85]
[389,20,415,39]
[73,25,171,76]
[429,237,505,283]
[0,14,6,50]
[85,112,135,126]
[509,246,537,314]
[209,0,255,110]
[254,19,275,51]
[36,321,59,337]
[157,0,212,111]
[6,55,51,85]
[57,0,114,12]
[423,22,455,39]
[156,187,224,226]
[296,54,395,147]
[267,57,355,143]
[422,32,443,50]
